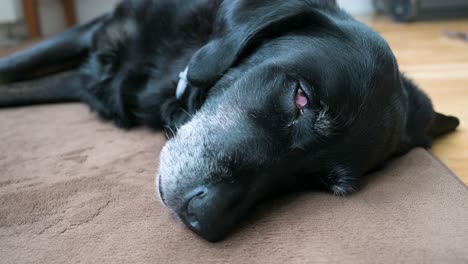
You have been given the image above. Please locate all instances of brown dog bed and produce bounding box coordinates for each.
[1,104,467,263]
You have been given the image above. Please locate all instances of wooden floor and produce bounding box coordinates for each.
[364,17,468,184]
[1,17,467,184]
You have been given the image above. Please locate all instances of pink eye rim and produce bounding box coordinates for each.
[295,87,309,113]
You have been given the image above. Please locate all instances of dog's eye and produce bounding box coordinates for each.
[97,53,115,66]
[295,86,308,113]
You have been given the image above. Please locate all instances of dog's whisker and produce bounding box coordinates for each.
[164,125,176,138]
[220,73,236,80]
[179,108,193,118]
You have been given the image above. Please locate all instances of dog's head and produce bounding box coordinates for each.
[158,0,445,242]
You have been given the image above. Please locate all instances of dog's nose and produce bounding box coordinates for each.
[179,184,240,242]
[184,186,208,230]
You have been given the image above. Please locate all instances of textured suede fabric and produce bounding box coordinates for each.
[0,104,467,264]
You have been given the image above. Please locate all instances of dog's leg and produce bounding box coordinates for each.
[0,14,108,83]
[0,15,109,107]
[0,70,83,107]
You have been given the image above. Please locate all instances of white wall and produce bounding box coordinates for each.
[72,0,377,26]
[39,0,66,36]
[76,0,119,23]
[2,0,375,36]
[337,0,375,15]
[73,0,376,22]
[0,0,21,23]
[39,0,117,36]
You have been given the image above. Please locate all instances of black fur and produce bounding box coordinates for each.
[0,0,459,242]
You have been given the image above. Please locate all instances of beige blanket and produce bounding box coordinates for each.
[1,104,467,263]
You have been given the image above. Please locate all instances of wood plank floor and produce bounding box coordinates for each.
[1,17,467,184]
[364,17,468,184]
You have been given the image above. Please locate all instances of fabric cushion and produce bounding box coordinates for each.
[1,104,467,263]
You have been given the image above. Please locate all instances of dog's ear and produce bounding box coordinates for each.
[186,1,337,89]
[429,112,460,137]
[400,75,459,147]
[0,14,109,83]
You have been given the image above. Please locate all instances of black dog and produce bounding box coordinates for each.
[0,0,459,242]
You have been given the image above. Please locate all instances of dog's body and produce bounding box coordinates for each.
[0,0,222,129]
[0,0,459,242]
